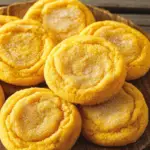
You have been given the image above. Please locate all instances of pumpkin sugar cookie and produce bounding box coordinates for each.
[0,88,81,150]
[0,19,55,86]
[0,15,19,27]
[24,0,95,41]
[0,85,5,109]
[80,82,149,146]
[81,21,150,80]
[45,35,126,105]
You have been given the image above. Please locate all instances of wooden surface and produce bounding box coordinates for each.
[0,0,150,8]
[0,1,150,150]
[119,14,150,34]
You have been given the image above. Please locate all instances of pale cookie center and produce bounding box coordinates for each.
[94,26,141,64]
[84,88,134,131]
[7,93,63,142]
[54,44,113,89]
[0,32,42,69]
[43,6,85,40]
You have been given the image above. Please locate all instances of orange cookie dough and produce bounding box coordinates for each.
[81,21,150,80]
[80,82,149,146]
[0,15,19,27]
[44,35,126,105]
[0,88,81,150]
[24,0,95,41]
[0,85,5,109]
[0,19,55,86]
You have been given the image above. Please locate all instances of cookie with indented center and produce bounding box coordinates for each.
[0,19,56,86]
[44,35,126,105]
[80,21,150,80]
[80,82,149,146]
[24,0,95,42]
[0,88,81,150]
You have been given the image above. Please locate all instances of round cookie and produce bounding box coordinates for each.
[0,85,5,109]
[44,35,126,105]
[24,0,95,41]
[0,19,55,86]
[80,82,149,146]
[80,21,150,80]
[0,15,19,27]
[0,88,81,150]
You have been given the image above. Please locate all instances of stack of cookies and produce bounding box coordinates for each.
[0,0,149,149]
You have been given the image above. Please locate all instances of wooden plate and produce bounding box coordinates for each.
[0,1,150,150]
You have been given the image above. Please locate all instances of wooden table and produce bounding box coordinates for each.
[0,0,150,150]
[83,0,150,34]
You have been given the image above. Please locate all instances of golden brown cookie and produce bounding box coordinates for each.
[80,82,149,146]
[0,85,5,109]
[24,0,95,41]
[80,21,150,80]
[0,15,19,27]
[0,19,55,86]
[0,88,81,150]
[44,35,126,105]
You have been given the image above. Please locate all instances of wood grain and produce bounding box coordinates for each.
[119,14,150,33]
[120,14,150,26]
[7,0,35,17]
[1,0,150,9]
[0,1,150,150]
[141,27,150,33]
[0,0,29,5]
[0,6,7,15]
[81,0,150,9]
